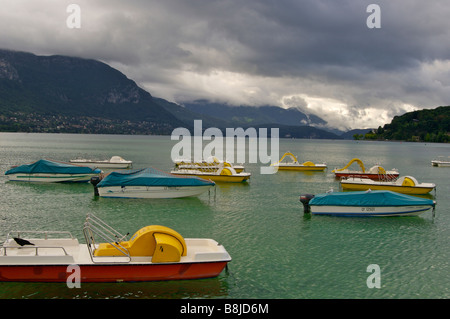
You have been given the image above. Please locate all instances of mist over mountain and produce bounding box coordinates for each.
[0,49,351,138]
[180,100,327,127]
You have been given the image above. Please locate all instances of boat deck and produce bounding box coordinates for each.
[0,238,230,265]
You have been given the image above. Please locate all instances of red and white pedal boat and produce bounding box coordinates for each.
[0,214,231,283]
[332,158,399,180]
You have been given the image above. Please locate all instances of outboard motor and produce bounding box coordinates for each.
[90,176,101,196]
[299,194,315,214]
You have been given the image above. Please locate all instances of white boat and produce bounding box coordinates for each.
[171,164,251,183]
[5,159,102,183]
[299,190,436,217]
[174,157,245,173]
[340,176,436,195]
[70,156,132,169]
[271,152,327,171]
[0,214,231,283]
[91,168,215,199]
[431,157,450,167]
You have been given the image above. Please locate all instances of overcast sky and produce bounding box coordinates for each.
[1,0,449,130]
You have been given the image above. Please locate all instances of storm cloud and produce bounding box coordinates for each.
[1,0,449,130]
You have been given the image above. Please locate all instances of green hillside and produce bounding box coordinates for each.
[364,106,450,143]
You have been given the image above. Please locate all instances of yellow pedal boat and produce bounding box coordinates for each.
[340,175,436,195]
[272,152,327,171]
[171,165,250,183]
[174,156,245,173]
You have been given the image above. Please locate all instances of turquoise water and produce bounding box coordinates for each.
[0,132,449,299]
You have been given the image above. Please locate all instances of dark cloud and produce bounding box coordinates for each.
[0,0,449,130]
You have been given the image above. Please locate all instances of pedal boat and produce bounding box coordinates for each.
[271,152,327,171]
[0,214,231,283]
[299,190,436,217]
[340,176,436,195]
[431,157,450,167]
[70,156,132,169]
[5,159,102,183]
[332,158,399,180]
[91,168,215,199]
[174,157,245,173]
[171,164,250,183]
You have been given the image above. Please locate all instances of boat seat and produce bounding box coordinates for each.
[401,176,416,187]
[94,225,187,262]
[152,233,185,263]
[220,167,237,175]
[368,165,386,174]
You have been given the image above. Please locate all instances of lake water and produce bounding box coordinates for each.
[0,132,449,299]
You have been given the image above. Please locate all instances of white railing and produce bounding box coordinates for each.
[1,230,74,256]
[2,245,69,256]
[83,213,131,263]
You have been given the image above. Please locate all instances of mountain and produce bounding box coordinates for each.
[153,99,342,139]
[152,97,230,130]
[0,48,341,139]
[0,49,183,134]
[251,123,342,139]
[180,100,327,128]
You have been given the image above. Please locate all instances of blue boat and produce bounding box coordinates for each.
[91,168,215,198]
[299,190,436,217]
[5,159,102,183]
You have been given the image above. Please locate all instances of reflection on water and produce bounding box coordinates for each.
[0,274,231,299]
[5,180,92,195]
[1,134,449,299]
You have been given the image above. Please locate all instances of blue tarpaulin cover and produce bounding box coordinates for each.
[310,190,434,207]
[5,159,101,175]
[97,168,215,187]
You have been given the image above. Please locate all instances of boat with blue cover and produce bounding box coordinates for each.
[5,159,102,183]
[299,190,436,217]
[91,167,215,198]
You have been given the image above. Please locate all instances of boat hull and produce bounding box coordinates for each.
[70,156,132,169]
[273,152,327,171]
[431,160,450,167]
[310,204,434,217]
[340,182,434,195]
[0,261,228,283]
[6,173,99,183]
[176,165,245,173]
[276,165,326,171]
[171,172,250,183]
[97,185,213,198]
[70,161,132,169]
[334,173,399,180]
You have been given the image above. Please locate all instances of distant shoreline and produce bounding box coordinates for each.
[1,130,448,143]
